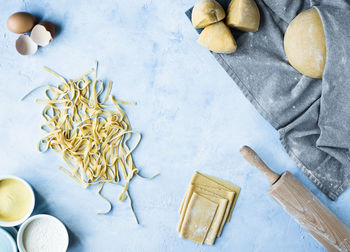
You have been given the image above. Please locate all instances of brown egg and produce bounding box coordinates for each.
[7,12,36,34]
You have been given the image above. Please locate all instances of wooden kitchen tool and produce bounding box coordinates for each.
[240,146,350,252]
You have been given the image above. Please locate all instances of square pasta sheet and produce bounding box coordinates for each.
[178,172,240,245]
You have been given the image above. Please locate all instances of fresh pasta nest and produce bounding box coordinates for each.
[34,63,152,222]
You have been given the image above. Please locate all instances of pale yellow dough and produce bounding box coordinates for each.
[178,172,240,245]
[197,21,237,54]
[201,173,241,222]
[180,172,240,222]
[179,173,237,237]
[180,192,218,244]
[284,8,326,78]
[177,185,228,245]
[226,0,260,32]
[192,0,226,28]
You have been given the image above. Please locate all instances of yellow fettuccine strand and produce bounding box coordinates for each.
[37,62,142,223]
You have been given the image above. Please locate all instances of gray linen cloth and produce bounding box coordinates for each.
[186,0,350,200]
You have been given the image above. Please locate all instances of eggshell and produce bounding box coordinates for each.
[30,22,55,47]
[40,22,55,38]
[15,35,38,55]
[7,12,36,34]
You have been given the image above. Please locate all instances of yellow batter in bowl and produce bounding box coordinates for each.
[0,177,34,225]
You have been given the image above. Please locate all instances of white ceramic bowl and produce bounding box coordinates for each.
[0,227,17,252]
[17,214,69,252]
[0,175,35,227]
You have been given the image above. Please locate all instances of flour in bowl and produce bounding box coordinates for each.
[22,217,68,252]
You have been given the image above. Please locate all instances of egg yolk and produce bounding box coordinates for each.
[0,179,32,222]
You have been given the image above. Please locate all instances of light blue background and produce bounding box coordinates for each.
[1,0,349,251]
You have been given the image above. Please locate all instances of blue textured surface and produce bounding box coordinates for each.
[0,0,349,251]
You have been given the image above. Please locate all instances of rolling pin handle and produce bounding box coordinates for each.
[240,146,280,185]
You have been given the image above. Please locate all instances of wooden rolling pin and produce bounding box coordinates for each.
[240,146,350,252]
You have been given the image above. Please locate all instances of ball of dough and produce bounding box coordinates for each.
[192,0,226,29]
[284,8,326,78]
[197,21,237,54]
[226,0,260,32]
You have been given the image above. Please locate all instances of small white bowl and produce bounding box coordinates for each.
[17,214,69,252]
[0,175,35,227]
[0,227,17,252]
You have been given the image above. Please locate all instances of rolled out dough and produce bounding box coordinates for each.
[177,185,228,245]
[180,172,240,222]
[180,192,218,244]
[180,184,235,237]
[200,172,241,222]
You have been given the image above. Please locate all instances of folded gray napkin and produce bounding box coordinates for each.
[186,0,350,200]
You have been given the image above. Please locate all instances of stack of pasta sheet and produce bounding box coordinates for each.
[177,172,240,245]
